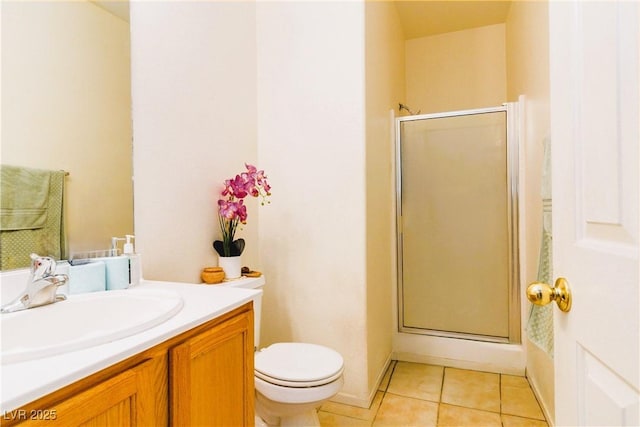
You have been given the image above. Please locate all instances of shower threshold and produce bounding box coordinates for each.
[400,326,512,344]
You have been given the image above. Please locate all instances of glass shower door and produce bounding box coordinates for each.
[397,107,518,342]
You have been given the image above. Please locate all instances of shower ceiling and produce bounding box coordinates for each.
[394,0,512,39]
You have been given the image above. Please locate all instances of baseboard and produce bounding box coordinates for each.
[367,354,392,400]
[329,391,370,409]
[527,370,555,427]
[523,337,555,426]
[329,354,393,409]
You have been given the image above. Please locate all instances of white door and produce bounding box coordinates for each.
[549,1,640,425]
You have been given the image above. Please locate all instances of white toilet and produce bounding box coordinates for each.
[221,276,344,427]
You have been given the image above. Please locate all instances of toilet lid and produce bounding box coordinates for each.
[255,343,344,387]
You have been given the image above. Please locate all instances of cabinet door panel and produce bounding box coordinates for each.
[14,357,164,427]
[171,311,254,427]
[78,400,132,427]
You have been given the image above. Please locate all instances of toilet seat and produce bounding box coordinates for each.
[255,343,344,388]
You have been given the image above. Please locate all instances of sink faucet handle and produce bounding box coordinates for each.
[1,254,69,313]
[29,253,57,278]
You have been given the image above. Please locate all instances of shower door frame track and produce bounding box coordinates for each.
[395,104,521,344]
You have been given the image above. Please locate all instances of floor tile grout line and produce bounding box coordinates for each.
[437,366,447,426]
[320,400,548,425]
[369,392,547,423]
[500,373,505,427]
[382,360,397,393]
[371,393,383,425]
[503,374,549,423]
[323,361,548,427]
[317,409,374,424]
[370,360,396,426]
[499,372,503,416]
[384,390,440,404]
[523,374,551,425]
[383,388,544,418]
[439,401,502,415]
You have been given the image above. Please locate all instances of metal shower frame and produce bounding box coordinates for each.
[395,103,521,344]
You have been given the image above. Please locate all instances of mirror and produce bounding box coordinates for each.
[1,0,133,269]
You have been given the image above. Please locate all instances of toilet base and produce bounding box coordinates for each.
[256,409,320,427]
[281,410,320,427]
[255,392,323,427]
[255,415,269,427]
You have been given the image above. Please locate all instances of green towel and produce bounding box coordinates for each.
[526,136,554,358]
[0,165,67,269]
[1,165,50,230]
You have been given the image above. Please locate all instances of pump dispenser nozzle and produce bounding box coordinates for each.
[111,237,125,256]
[124,235,135,255]
[123,235,140,286]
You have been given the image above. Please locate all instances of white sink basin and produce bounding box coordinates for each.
[1,289,183,364]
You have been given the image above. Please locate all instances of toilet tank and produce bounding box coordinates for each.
[218,276,265,349]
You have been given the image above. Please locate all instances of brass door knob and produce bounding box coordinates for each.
[526,277,572,313]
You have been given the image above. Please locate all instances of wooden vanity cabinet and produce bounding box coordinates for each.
[2,303,254,427]
[171,305,255,426]
[4,353,169,427]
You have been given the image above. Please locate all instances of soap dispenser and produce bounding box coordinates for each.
[124,235,141,286]
[111,236,125,256]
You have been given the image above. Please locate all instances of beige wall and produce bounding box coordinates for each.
[2,1,133,255]
[130,1,258,283]
[506,0,554,422]
[256,1,370,406]
[365,0,405,402]
[405,23,507,114]
[131,0,379,408]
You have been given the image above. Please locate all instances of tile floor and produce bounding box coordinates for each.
[318,361,548,427]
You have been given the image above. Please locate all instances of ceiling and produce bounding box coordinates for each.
[394,1,513,39]
[91,0,129,22]
[89,1,512,39]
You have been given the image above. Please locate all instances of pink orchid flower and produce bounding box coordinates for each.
[215,164,271,257]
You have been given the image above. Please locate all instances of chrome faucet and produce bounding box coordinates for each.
[1,254,69,313]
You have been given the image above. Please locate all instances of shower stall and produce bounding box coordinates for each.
[395,104,520,345]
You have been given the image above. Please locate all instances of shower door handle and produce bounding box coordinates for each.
[526,278,572,313]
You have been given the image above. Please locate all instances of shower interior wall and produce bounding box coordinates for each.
[405,23,507,113]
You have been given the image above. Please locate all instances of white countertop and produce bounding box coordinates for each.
[0,279,262,413]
